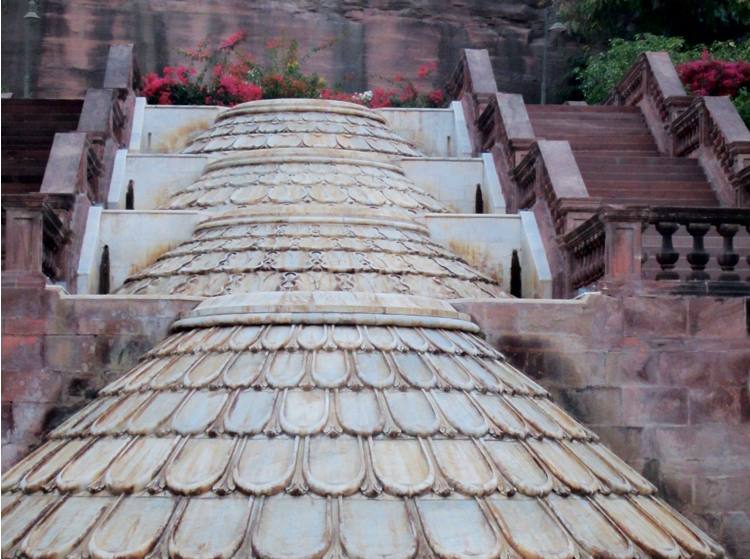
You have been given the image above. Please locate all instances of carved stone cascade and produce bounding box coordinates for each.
[1,99,725,559]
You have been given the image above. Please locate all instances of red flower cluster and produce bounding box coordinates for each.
[142,66,197,105]
[677,51,750,97]
[418,61,436,79]
[142,32,447,109]
[220,30,250,50]
[142,61,260,107]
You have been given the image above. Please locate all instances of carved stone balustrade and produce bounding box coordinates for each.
[18,44,141,292]
[510,141,601,297]
[511,140,599,231]
[558,206,649,296]
[603,52,692,153]
[604,51,750,208]
[559,205,750,296]
[476,93,536,211]
[445,49,498,153]
[671,96,750,206]
[1,193,72,288]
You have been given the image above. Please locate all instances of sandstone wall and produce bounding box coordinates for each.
[1,286,198,468]
[0,0,572,102]
[455,294,750,559]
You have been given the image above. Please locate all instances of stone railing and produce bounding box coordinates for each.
[603,51,750,207]
[445,49,498,154]
[511,140,599,232]
[603,52,692,153]
[559,206,649,295]
[510,140,601,297]
[2,44,141,292]
[476,93,536,210]
[671,96,750,206]
[1,194,73,288]
[559,205,750,296]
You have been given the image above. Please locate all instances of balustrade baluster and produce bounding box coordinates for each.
[716,224,741,282]
[655,222,680,280]
[686,223,711,281]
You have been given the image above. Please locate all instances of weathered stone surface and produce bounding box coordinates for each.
[458,292,750,556]
[1,1,574,103]
[623,296,689,337]
[622,387,689,426]
[0,371,62,404]
[1,336,43,372]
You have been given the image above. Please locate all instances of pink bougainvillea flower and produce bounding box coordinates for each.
[220,29,249,50]
[418,61,436,78]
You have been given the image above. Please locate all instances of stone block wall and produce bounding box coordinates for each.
[455,294,750,558]
[1,285,198,469]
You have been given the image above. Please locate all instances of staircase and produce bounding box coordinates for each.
[1,99,85,271]
[525,104,748,281]
[526,105,720,207]
[1,99,84,196]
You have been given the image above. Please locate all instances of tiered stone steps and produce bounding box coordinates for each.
[526,105,720,208]
[1,99,84,196]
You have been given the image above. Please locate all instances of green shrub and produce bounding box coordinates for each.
[733,88,750,126]
[574,34,750,127]
[574,34,688,103]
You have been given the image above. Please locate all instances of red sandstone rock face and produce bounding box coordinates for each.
[0,0,572,102]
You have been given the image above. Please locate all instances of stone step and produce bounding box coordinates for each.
[574,155,701,167]
[572,149,661,157]
[1,161,50,172]
[525,104,642,114]
[596,196,720,206]
[532,123,649,135]
[578,168,707,180]
[542,133,655,144]
[1,98,84,111]
[0,182,43,195]
[585,180,714,190]
[565,140,659,152]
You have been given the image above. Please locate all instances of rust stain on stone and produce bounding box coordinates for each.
[447,239,503,285]
[152,120,213,154]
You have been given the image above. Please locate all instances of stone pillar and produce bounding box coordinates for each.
[600,206,649,281]
[2,194,48,288]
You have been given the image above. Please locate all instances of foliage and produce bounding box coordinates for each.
[573,34,688,103]
[142,32,446,109]
[677,53,750,97]
[321,63,445,109]
[733,87,750,126]
[142,31,262,106]
[574,34,750,103]
[572,34,750,126]
[562,0,750,46]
